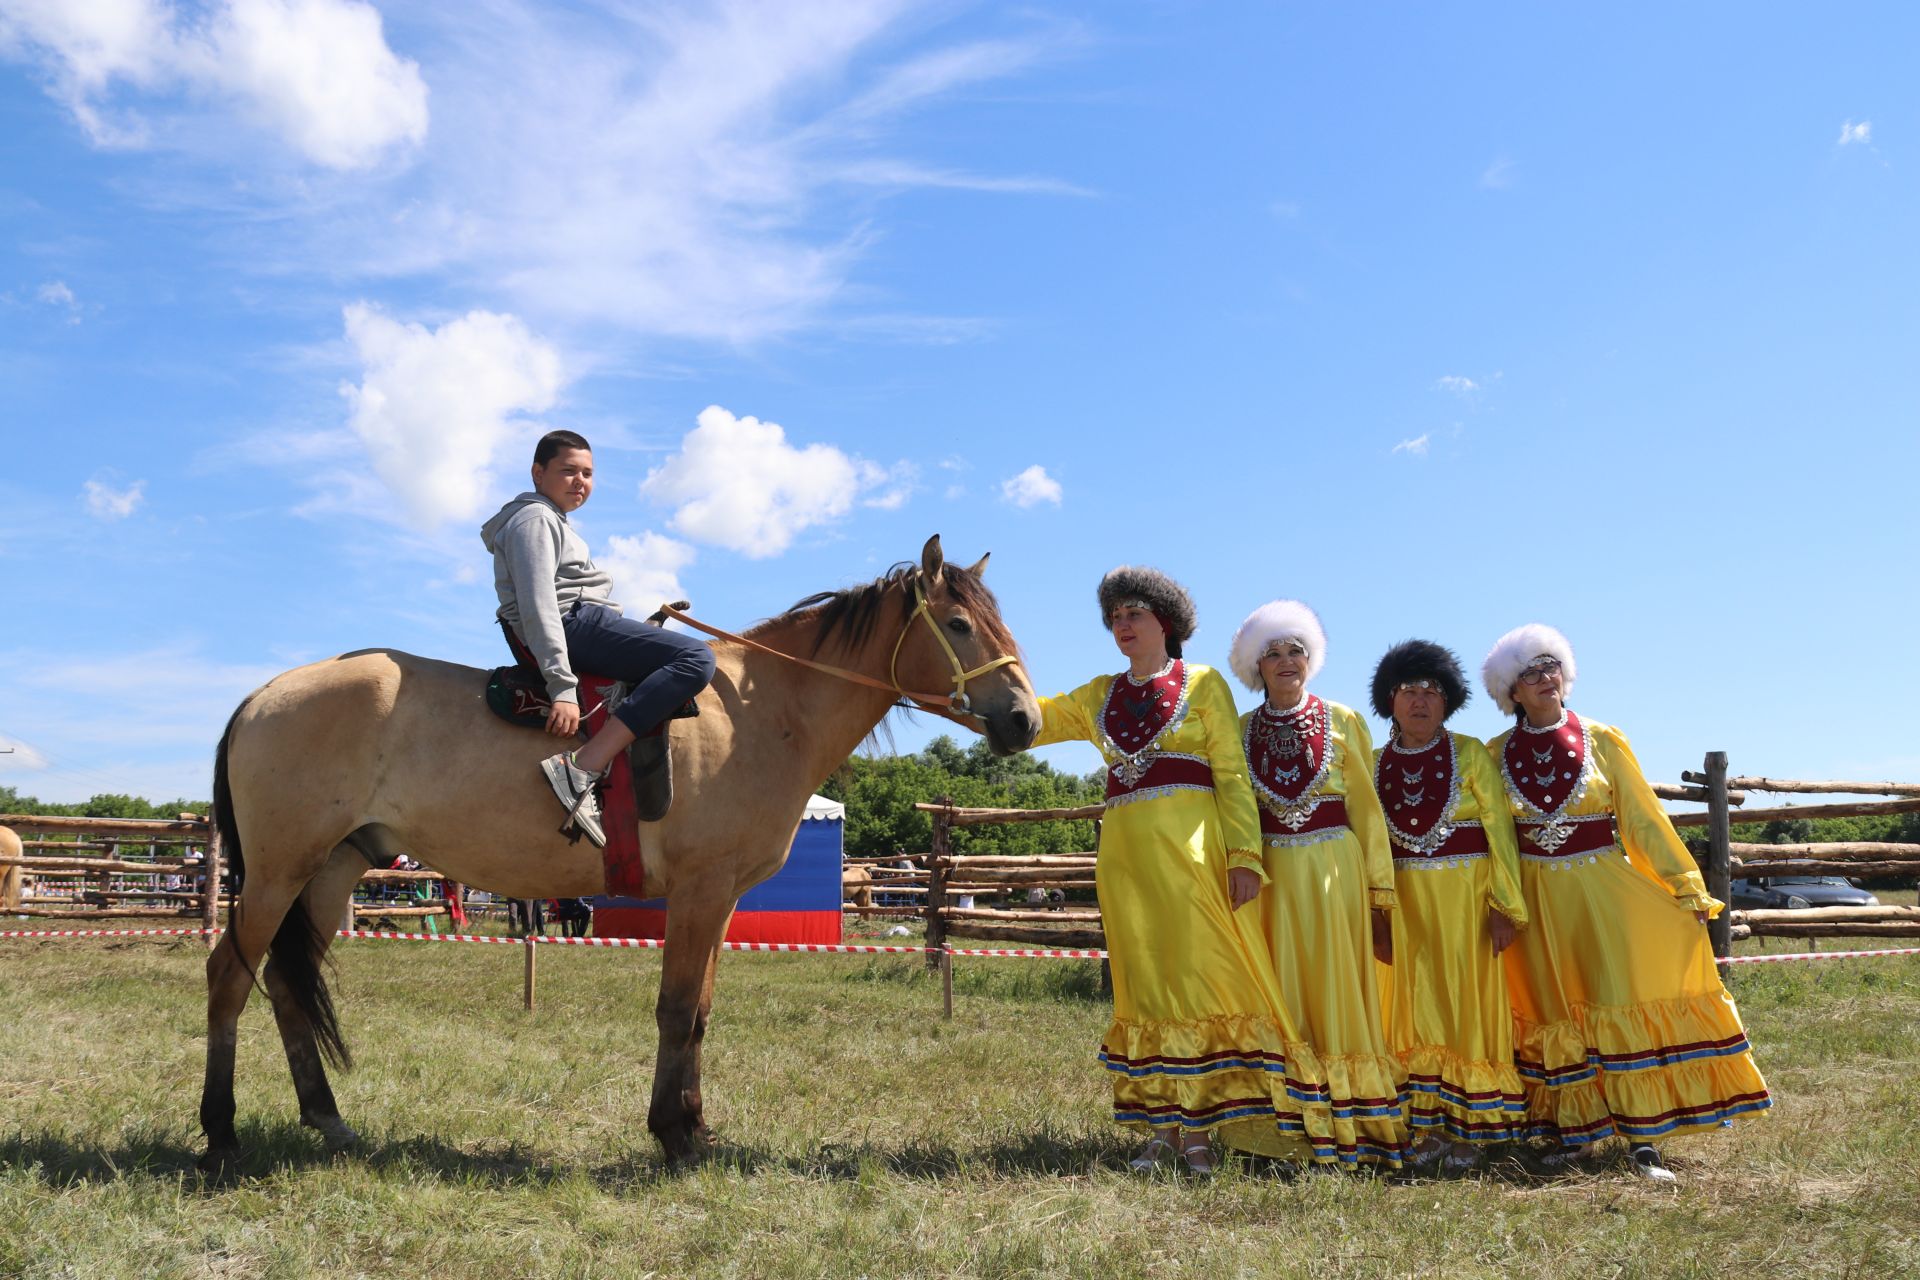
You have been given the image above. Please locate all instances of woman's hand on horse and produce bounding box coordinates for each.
[546,700,582,737]
[1227,867,1261,910]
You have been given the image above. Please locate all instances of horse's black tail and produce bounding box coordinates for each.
[213,699,352,1070]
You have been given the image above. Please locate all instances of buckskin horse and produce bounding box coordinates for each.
[199,536,1037,1170]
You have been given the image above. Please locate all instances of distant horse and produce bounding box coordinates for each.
[199,537,1036,1170]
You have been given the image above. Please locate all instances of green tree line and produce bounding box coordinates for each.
[0,786,211,820]
[820,735,1104,856]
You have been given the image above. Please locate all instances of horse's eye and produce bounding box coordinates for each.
[947,617,972,635]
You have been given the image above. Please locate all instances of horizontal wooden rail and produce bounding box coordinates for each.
[0,814,209,837]
[1731,860,1920,878]
[1668,796,1920,829]
[937,855,1098,868]
[1683,774,1920,798]
[936,905,1103,924]
[1733,906,1920,925]
[913,802,1105,826]
[2,855,201,875]
[944,922,1106,949]
[1728,841,1920,860]
[1741,922,1920,938]
[1651,782,1745,805]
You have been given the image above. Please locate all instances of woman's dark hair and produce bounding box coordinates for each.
[534,430,592,467]
[1167,635,1184,659]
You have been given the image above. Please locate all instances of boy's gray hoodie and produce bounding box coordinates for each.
[480,492,618,704]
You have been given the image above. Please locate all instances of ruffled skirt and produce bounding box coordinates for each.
[1253,827,1409,1166]
[1383,857,1527,1144]
[1096,790,1324,1159]
[1503,845,1771,1146]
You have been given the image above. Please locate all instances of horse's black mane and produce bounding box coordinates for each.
[755,561,1016,659]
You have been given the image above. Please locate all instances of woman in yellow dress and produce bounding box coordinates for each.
[1367,640,1528,1172]
[1228,600,1409,1169]
[1483,624,1771,1183]
[1033,567,1327,1173]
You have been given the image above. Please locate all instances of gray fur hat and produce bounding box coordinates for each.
[1097,566,1197,646]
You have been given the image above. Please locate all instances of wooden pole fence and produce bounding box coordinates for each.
[1683,775,1920,798]
[1667,795,1920,829]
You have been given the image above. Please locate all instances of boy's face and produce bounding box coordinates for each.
[532,447,594,513]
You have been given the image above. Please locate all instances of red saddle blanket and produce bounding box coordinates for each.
[488,628,646,898]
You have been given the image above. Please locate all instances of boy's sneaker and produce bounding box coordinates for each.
[541,752,608,847]
[1629,1145,1677,1184]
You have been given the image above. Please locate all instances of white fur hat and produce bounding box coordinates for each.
[1228,600,1327,692]
[1481,623,1577,715]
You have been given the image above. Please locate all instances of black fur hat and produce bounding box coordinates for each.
[1097,566,1197,648]
[1370,639,1470,721]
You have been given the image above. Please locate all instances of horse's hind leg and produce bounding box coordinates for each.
[648,889,733,1165]
[199,876,305,1172]
[264,844,365,1152]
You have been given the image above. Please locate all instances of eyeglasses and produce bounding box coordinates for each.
[1261,641,1309,659]
[1394,679,1443,697]
[1517,658,1562,686]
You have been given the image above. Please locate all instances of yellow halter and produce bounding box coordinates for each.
[889,571,1023,720]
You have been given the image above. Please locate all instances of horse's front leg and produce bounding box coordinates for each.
[648,889,733,1165]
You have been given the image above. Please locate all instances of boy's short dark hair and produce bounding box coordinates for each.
[533,430,592,467]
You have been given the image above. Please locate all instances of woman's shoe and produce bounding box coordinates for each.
[1629,1145,1677,1184]
[1179,1135,1219,1176]
[1128,1134,1177,1173]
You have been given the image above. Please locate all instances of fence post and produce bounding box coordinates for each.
[1705,751,1733,960]
[202,821,222,947]
[925,798,951,974]
[524,936,538,1011]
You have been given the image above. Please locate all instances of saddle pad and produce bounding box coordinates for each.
[580,677,648,899]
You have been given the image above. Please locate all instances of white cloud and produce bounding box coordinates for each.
[35,279,80,321]
[1391,434,1431,457]
[0,0,427,169]
[999,464,1062,508]
[599,531,696,614]
[641,405,907,557]
[83,476,146,518]
[340,303,565,529]
[1838,119,1872,146]
[1436,375,1478,395]
[1480,155,1514,189]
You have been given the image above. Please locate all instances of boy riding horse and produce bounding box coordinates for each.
[480,430,716,846]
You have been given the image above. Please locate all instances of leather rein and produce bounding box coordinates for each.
[656,572,1021,724]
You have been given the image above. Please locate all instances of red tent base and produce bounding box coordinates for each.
[592,907,842,946]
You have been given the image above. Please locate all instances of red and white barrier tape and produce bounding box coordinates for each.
[2,925,1915,967]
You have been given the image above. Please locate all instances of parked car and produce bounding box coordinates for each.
[1729,876,1880,911]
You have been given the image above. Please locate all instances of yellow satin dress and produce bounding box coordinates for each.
[1241,697,1410,1167]
[1488,713,1772,1146]
[1374,731,1529,1144]
[1035,663,1325,1159]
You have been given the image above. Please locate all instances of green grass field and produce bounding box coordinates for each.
[3,916,1918,1279]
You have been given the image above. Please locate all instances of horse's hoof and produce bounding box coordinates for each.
[197,1147,239,1175]
[304,1115,362,1153]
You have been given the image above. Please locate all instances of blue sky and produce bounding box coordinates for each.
[2,1,1915,808]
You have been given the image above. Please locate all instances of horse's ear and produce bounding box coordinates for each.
[966,552,990,578]
[920,534,945,582]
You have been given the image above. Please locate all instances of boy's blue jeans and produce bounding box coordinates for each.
[560,603,715,737]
